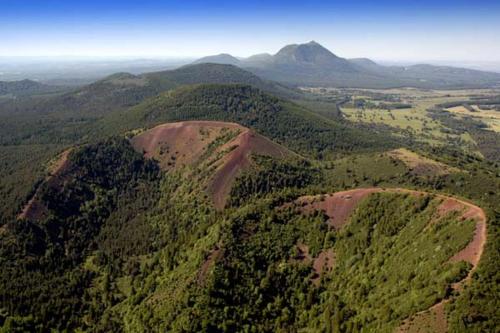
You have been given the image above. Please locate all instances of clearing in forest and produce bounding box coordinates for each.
[386,148,460,176]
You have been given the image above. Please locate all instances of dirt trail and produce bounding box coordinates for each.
[18,149,72,221]
[290,187,486,333]
[197,246,221,286]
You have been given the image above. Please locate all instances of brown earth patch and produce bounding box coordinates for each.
[18,149,72,221]
[436,198,465,219]
[387,148,460,176]
[208,130,291,210]
[311,248,335,286]
[397,302,447,333]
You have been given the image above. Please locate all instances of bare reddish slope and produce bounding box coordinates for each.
[130,121,245,170]
[131,121,292,209]
[209,129,291,209]
[293,188,381,229]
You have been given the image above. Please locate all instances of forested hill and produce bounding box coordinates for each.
[103,83,398,158]
[0,84,498,332]
[0,65,299,147]
[0,55,498,333]
[145,63,300,99]
[24,63,298,117]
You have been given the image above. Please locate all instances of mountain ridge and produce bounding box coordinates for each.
[193,41,500,88]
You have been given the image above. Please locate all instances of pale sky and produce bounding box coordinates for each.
[1,0,500,62]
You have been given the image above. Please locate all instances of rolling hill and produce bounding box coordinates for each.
[0,64,299,146]
[193,53,242,66]
[104,83,397,157]
[26,63,298,118]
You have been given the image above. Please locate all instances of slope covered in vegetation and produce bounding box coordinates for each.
[0,129,495,332]
[0,69,499,332]
[106,84,397,158]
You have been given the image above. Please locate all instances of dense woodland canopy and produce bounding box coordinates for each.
[0,63,499,332]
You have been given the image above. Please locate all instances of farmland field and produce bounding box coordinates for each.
[445,105,500,132]
[301,87,500,157]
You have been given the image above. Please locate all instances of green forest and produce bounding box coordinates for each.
[0,63,499,332]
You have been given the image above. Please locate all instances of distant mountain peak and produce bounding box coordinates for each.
[273,41,356,73]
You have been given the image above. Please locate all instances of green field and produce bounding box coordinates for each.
[341,96,474,146]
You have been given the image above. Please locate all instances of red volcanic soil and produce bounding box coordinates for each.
[131,121,292,210]
[293,188,382,229]
[18,149,72,221]
[397,302,448,333]
[209,129,291,209]
[436,198,465,218]
[130,121,245,170]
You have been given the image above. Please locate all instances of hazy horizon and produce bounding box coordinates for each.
[2,0,500,63]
